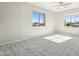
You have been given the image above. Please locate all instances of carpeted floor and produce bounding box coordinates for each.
[0,34,79,56]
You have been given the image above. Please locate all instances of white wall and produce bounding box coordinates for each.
[55,8,79,35]
[0,2,55,44]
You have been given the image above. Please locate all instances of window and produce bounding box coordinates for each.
[32,11,45,26]
[64,15,79,27]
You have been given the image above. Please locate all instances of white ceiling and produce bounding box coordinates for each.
[29,2,79,12]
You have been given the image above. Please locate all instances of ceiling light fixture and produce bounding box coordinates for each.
[53,0,72,9]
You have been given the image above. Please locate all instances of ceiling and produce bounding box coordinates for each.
[29,2,79,12]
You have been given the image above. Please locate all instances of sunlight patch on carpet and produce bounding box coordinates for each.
[44,35,72,43]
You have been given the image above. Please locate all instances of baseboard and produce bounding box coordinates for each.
[0,38,28,46]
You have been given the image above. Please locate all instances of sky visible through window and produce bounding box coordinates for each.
[64,15,79,23]
[32,11,44,23]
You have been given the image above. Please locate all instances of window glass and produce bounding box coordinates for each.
[32,11,45,26]
[64,15,79,27]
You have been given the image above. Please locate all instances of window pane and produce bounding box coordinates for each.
[64,15,79,27]
[40,13,44,19]
[40,19,44,23]
[32,11,45,26]
[32,11,39,18]
[72,15,79,23]
[64,16,71,23]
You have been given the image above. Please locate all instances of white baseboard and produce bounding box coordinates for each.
[0,38,28,46]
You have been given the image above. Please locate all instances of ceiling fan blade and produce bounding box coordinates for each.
[52,2,72,9]
[64,3,72,6]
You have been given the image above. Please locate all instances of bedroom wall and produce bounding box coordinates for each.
[0,2,55,44]
[55,8,79,35]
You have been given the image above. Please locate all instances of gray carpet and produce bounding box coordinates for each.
[0,34,79,56]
